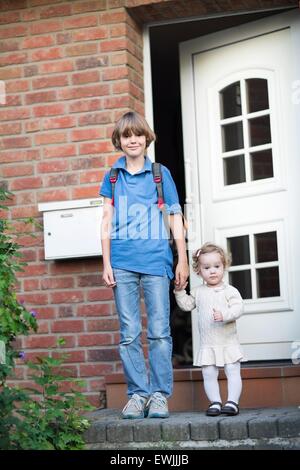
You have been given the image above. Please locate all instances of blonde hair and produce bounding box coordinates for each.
[111,111,156,151]
[192,242,231,274]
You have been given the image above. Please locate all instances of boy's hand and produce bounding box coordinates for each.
[103,266,116,288]
[174,261,189,290]
[213,308,223,322]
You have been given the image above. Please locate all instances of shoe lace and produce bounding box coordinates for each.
[147,392,167,410]
[122,394,145,413]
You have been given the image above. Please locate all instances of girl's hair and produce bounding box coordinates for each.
[192,242,231,273]
[111,111,156,150]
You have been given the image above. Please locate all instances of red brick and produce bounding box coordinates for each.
[78,111,112,126]
[71,156,105,170]
[86,289,114,302]
[30,19,62,35]
[24,64,38,77]
[41,277,75,290]
[22,293,49,305]
[40,60,73,74]
[59,84,109,100]
[25,90,57,105]
[43,144,76,159]
[37,189,69,202]
[22,9,38,22]
[1,164,34,178]
[78,333,113,347]
[88,378,105,392]
[71,128,104,141]
[73,27,108,42]
[79,140,113,155]
[31,46,63,62]
[10,176,42,191]
[23,279,40,291]
[22,35,54,49]
[52,320,84,333]
[32,74,68,89]
[79,363,113,377]
[33,103,65,117]
[71,70,100,85]
[25,120,41,133]
[77,274,103,287]
[20,249,37,262]
[86,318,119,331]
[24,335,57,349]
[77,303,111,317]
[11,205,38,218]
[72,1,106,14]
[37,160,68,173]
[58,305,74,318]
[69,98,102,113]
[53,350,86,363]
[75,55,108,70]
[100,38,127,53]
[0,108,30,122]
[0,122,21,135]
[50,291,84,304]
[102,66,128,81]
[40,5,72,19]
[18,264,47,277]
[80,170,104,184]
[32,306,56,319]
[4,95,22,106]
[44,174,79,187]
[65,43,97,57]
[2,136,31,149]
[43,116,76,130]
[0,68,22,80]
[103,95,132,109]
[0,24,27,39]
[0,52,27,67]
[71,185,100,199]
[64,15,97,30]
[35,132,67,145]
[100,11,126,24]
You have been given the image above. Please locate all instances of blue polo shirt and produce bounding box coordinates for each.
[100,156,182,279]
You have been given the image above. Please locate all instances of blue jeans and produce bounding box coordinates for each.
[113,268,173,398]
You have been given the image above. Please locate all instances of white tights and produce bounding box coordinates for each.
[201,362,242,405]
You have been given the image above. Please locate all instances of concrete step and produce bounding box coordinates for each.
[84,406,300,450]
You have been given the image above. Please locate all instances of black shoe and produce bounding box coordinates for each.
[206,401,222,417]
[221,401,239,416]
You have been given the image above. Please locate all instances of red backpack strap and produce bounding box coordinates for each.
[151,162,164,209]
[109,168,119,206]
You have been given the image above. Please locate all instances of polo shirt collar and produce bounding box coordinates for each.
[113,156,152,173]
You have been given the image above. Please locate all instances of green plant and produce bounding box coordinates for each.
[14,343,93,450]
[0,187,93,449]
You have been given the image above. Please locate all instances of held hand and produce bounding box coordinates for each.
[174,261,189,291]
[102,266,116,288]
[213,308,223,322]
[174,281,188,292]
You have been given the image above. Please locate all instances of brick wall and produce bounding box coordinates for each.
[0,0,297,407]
[0,0,145,408]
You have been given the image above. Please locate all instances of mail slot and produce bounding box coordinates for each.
[38,198,103,260]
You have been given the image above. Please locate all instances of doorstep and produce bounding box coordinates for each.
[105,364,300,411]
[84,406,300,450]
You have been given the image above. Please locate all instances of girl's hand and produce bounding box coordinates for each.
[174,281,188,291]
[213,308,223,322]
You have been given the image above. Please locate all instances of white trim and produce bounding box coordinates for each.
[143,25,155,162]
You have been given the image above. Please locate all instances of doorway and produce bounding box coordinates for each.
[148,8,296,366]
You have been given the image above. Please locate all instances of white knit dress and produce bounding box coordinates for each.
[174,283,245,367]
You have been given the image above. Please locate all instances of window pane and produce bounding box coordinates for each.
[250,149,273,180]
[255,231,278,263]
[220,82,242,119]
[227,235,250,265]
[249,115,271,147]
[229,270,252,299]
[257,267,280,298]
[222,121,244,152]
[223,155,246,185]
[246,78,269,113]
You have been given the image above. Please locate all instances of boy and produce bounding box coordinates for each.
[100,111,189,418]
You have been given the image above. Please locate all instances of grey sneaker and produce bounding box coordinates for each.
[146,392,169,418]
[122,393,147,419]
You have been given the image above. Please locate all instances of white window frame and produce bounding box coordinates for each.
[208,69,286,202]
[216,219,292,314]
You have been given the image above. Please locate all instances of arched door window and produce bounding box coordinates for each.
[219,78,274,186]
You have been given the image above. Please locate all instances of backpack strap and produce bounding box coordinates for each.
[151,162,171,240]
[109,168,119,206]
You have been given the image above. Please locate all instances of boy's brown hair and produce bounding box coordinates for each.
[192,242,232,273]
[112,111,156,151]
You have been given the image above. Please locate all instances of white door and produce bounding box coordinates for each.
[180,11,300,361]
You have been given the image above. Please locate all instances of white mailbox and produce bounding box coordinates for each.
[38,198,103,260]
